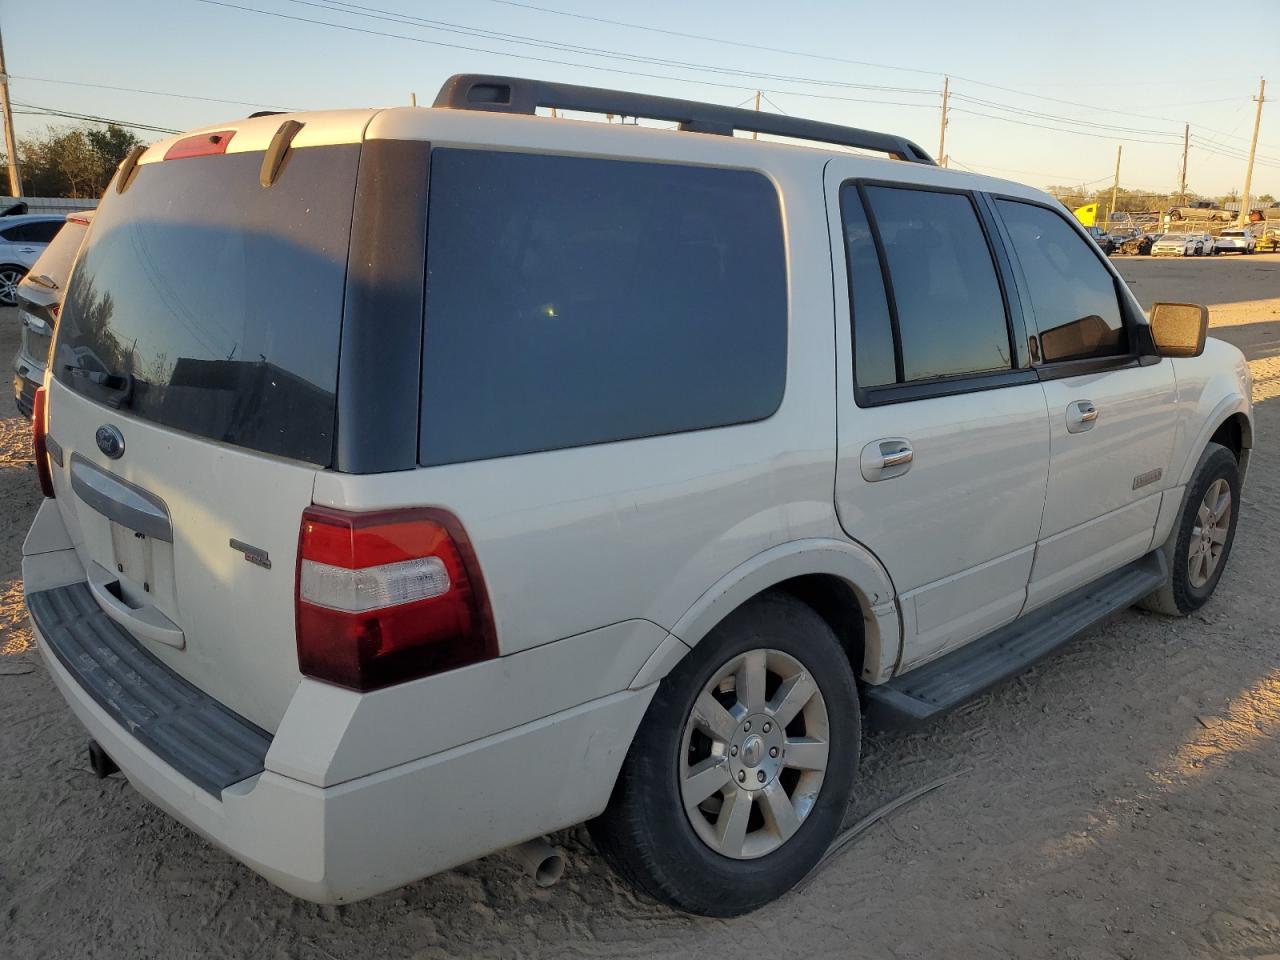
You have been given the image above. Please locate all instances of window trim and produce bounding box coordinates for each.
[985,192,1153,371]
[841,178,1028,408]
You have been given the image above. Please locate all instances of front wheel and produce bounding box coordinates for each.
[1141,442,1240,616]
[589,593,860,916]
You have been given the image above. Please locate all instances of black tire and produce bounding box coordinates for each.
[1140,442,1240,616]
[589,592,860,916]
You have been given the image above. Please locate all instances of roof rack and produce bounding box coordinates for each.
[433,74,935,165]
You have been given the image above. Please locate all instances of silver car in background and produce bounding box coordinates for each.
[1151,232,1200,256]
[12,213,93,415]
[0,214,66,306]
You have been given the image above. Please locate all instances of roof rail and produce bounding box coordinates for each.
[433,74,935,164]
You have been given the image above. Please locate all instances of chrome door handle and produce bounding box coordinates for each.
[860,438,913,481]
[1066,400,1098,433]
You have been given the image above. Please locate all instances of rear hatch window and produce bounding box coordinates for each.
[53,145,361,465]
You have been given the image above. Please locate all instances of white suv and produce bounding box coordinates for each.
[23,75,1254,917]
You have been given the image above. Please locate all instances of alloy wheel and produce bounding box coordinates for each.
[0,268,22,306]
[679,648,830,859]
[1189,478,1231,588]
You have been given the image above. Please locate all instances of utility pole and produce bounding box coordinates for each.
[1238,77,1266,226]
[0,25,21,197]
[1109,144,1122,230]
[752,90,760,140]
[1178,122,1189,205]
[937,75,950,167]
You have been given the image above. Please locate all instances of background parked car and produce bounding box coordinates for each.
[1151,233,1201,256]
[1109,227,1154,256]
[0,214,66,306]
[1085,225,1115,253]
[1192,231,1217,255]
[1167,201,1232,222]
[11,212,93,415]
[1214,226,1258,255]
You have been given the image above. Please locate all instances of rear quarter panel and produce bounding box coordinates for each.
[314,111,845,658]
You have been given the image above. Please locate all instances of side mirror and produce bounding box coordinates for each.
[1149,301,1208,358]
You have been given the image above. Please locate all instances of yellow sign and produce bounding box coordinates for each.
[1073,203,1098,227]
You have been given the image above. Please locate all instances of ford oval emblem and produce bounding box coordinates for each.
[95,425,125,459]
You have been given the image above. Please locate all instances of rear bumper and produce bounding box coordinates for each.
[24,501,654,903]
[35,631,650,901]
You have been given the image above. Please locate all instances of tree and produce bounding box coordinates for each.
[2,122,145,198]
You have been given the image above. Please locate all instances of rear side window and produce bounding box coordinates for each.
[994,199,1126,363]
[839,186,897,388]
[859,185,1012,382]
[54,146,360,465]
[419,149,787,466]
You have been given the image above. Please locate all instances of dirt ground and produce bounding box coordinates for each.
[2,254,1279,960]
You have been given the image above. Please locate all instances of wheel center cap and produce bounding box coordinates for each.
[741,735,765,768]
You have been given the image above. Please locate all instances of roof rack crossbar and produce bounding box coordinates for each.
[433,74,935,164]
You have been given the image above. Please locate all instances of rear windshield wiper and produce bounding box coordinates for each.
[63,365,135,410]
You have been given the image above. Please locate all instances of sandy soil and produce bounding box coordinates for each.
[2,255,1279,960]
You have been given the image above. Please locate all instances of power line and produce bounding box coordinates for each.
[12,100,180,135]
[10,74,302,111]
[194,0,953,112]
[949,108,1181,146]
[463,0,945,79]
[949,92,1178,138]
[278,0,937,96]
[466,0,1256,128]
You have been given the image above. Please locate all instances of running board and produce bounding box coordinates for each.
[864,551,1168,727]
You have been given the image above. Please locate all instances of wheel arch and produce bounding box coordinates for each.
[631,539,901,689]
[1177,394,1253,488]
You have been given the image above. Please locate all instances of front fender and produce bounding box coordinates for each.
[630,537,901,688]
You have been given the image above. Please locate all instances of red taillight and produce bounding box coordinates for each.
[295,506,497,691]
[163,130,236,161]
[31,386,54,498]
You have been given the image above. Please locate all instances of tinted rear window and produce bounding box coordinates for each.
[54,146,360,465]
[419,149,787,466]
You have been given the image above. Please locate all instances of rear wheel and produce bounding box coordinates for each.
[0,265,25,306]
[1141,443,1240,616]
[589,593,859,916]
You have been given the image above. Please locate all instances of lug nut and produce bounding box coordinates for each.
[737,770,746,783]
[743,721,751,732]
[756,770,766,783]
[730,745,738,757]
[769,747,779,758]
[763,722,771,733]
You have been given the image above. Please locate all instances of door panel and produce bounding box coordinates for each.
[1030,365,1177,607]
[985,196,1180,609]
[835,389,1050,669]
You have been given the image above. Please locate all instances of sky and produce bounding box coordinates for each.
[3,0,1278,198]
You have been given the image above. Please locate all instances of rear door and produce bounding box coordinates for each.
[828,168,1051,672]
[44,132,366,731]
[988,197,1177,610]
